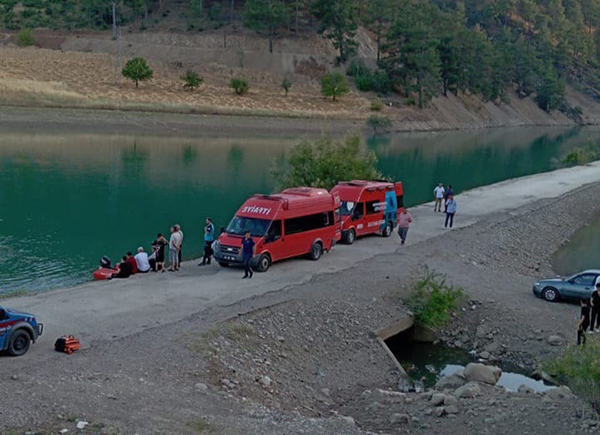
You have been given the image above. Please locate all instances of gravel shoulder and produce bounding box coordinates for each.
[2,168,600,434]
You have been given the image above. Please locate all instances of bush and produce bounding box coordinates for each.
[230,77,249,95]
[355,72,374,92]
[321,72,349,101]
[543,341,600,410]
[272,134,382,191]
[371,100,383,111]
[182,70,203,91]
[561,147,598,166]
[121,57,153,88]
[404,271,465,328]
[367,115,392,136]
[372,70,392,95]
[17,28,35,47]
[282,78,292,96]
[346,58,370,78]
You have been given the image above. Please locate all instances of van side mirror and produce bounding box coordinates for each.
[220,227,225,234]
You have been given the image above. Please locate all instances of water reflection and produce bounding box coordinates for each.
[553,213,600,275]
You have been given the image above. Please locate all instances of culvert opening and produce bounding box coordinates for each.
[383,325,555,393]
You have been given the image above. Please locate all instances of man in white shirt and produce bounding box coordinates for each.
[433,183,445,212]
[134,247,151,273]
[175,224,184,266]
[169,226,182,271]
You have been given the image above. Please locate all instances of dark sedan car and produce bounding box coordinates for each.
[532,269,600,302]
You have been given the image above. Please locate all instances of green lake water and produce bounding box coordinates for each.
[553,212,600,276]
[1,125,599,294]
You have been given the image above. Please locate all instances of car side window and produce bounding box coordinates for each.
[573,274,596,286]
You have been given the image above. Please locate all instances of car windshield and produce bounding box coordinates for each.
[340,201,356,216]
[226,216,271,237]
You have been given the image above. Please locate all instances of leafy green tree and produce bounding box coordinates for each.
[272,135,382,190]
[535,65,565,112]
[321,72,349,101]
[121,57,153,88]
[367,115,392,136]
[282,78,292,96]
[363,0,392,64]
[230,77,249,95]
[311,0,358,63]
[244,0,288,53]
[182,70,203,91]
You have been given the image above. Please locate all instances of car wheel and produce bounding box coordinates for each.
[344,229,356,245]
[218,262,229,268]
[8,330,31,357]
[256,254,271,273]
[542,287,560,302]
[382,221,393,238]
[310,242,323,261]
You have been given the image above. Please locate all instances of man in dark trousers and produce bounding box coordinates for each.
[578,298,591,345]
[590,283,600,333]
[241,231,255,279]
[199,217,215,266]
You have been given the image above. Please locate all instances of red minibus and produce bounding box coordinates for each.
[330,180,404,244]
[213,187,341,272]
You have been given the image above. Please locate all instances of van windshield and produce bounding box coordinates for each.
[340,201,356,216]
[226,216,272,237]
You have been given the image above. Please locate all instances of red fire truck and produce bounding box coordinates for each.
[330,180,404,244]
[213,187,341,272]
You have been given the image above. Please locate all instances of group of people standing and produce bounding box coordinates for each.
[434,183,457,228]
[577,282,600,345]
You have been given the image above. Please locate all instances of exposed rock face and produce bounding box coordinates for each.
[463,363,502,385]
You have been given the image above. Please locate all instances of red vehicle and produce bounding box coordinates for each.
[213,187,341,272]
[331,180,404,244]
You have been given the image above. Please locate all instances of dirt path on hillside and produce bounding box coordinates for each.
[2,170,600,433]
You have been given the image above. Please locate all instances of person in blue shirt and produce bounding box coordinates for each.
[199,217,215,266]
[445,194,458,228]
[242,231,255,279]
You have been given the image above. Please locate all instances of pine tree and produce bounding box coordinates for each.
[244,0,289,53]
[311,0,358,63]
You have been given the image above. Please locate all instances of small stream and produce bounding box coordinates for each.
[386,334,555,393]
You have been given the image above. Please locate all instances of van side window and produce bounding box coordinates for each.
[285,212,333,235]
[353,202,364,218]
[397,195,404,209]
[266,220,282,242]
[366,201,382,215]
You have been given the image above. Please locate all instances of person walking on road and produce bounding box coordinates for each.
[397,208,413,245]
[168,226,182,271]
[241,231,255,279]
[578,298,591,345]
[444,185,454,212]
[199,217,215,266]
[445,194,457,228]
[589,283,600,333]
[433,183,445,212]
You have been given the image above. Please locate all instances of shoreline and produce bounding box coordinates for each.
[0,104,595,137]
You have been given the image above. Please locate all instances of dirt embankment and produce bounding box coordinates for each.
[2,175,600,434]
[1,28,599,131]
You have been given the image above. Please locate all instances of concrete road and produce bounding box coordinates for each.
[3,161,600,356]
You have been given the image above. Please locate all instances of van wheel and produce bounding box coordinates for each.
[8,330,31,357]
[344,229,356,245]
[382,221,393,238]
[310,242,323,261]
[256,254,271,273]
[218,262,229,268]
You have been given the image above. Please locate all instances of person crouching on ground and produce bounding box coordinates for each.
[200,217,215,266]
[111,255,133,279]
[578,298,591,345]
[168,226,182,271]
[126,251,138,274]
[135,246,151,273]
[445,194,457,228]
[397,208,413,245]
[242,231,255,279]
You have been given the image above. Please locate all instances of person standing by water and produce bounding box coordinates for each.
[175,224,184,266]
[445,194,457,228]
[199,217,215,266]
[578,298,591,345]
[444,185,454,212]
[433,183,445,212]
[241,231,255,279]
[155,233,168,272]
[589,283,600,333]
[397,208,413,245]
[168,226,182,271]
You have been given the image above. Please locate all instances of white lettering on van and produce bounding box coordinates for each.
[242,206,272,216]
